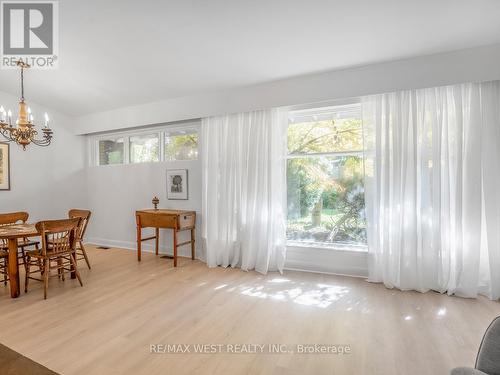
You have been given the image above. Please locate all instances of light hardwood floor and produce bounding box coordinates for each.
[1,246,499,375]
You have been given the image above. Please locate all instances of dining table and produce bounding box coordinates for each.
[0,223,38,298]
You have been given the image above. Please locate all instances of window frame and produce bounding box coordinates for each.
[286,102,368,252]
[89,121,200,167]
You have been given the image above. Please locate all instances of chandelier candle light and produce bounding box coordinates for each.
[0,60,53,150]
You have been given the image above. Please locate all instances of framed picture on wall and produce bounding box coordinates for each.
[0,143,10,191]
[166,169,188,200]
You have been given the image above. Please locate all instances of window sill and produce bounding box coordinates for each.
[93,159,199,168]
[286,240,367,253]
[285,241,368,277]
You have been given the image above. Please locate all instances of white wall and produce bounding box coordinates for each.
[0,89,86,222]
[4,44,499,276]
[84,134,203,260]
[82,121,369,276]
[79,43,500,277]
[74,43,500,135]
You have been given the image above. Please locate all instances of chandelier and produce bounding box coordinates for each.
[0,60,53,150]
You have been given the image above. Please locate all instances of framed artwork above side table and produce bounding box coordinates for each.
[166,169,188,200]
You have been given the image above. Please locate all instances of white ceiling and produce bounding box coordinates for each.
[0,0,499,117]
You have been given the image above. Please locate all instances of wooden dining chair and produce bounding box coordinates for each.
[0,250,8,286]
[25,218,82,299]
[68,209,92,269]
[0,212,40,269]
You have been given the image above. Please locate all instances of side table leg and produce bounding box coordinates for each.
[137,226,142,262]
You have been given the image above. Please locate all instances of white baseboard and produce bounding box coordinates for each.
[86,237,206,262]
[86,237,368,278]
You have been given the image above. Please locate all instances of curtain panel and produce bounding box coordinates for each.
[201,109,288,274]
[363,81,500,299]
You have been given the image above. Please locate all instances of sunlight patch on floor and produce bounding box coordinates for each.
[237,279,350,308]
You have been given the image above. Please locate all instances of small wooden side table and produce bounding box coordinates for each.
[135,209,196,267]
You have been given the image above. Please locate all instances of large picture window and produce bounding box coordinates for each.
[287,104,366,249]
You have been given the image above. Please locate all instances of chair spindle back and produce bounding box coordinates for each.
[0,212,29,248]
[36,218,81,256]
[68,209,91,240]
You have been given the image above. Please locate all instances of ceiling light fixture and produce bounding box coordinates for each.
[0,60,53,150]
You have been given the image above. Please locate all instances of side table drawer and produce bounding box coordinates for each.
[179,214,195,229]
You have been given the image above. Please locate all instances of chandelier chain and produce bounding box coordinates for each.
[20,66,24,101]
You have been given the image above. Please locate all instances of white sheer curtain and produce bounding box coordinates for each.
[363,81,500,299]
[201,109,288,274]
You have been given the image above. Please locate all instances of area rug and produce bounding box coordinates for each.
[0,343,59,375]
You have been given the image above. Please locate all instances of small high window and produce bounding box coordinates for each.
[130,133,159,164]
[92,123,199,166]
[98,138,124,166]
[165,129,198,161]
